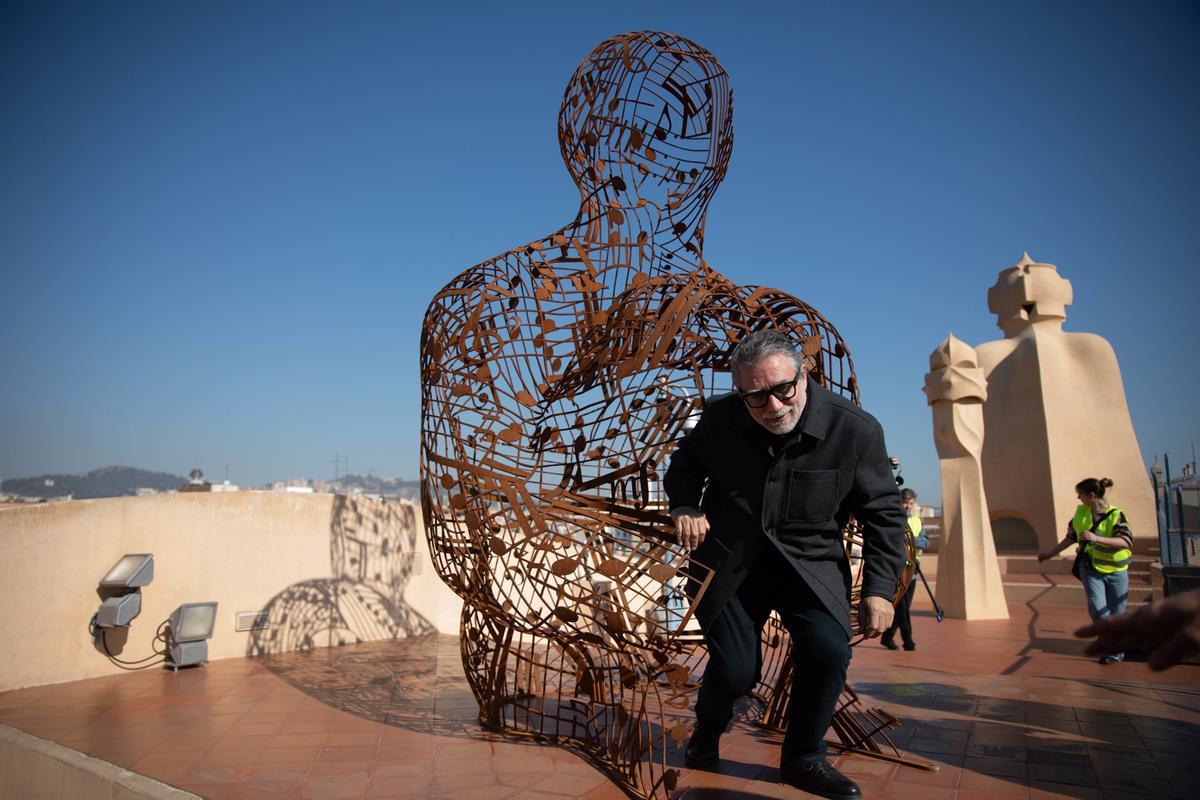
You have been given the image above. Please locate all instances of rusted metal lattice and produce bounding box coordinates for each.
[420,31,918,798]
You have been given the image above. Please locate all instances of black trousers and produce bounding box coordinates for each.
[693,553,850,766]
[883,580,916,645]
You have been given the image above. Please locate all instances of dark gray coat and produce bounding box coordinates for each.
[664,378,906,637]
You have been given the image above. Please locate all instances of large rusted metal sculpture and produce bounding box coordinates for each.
[420,31,917,798]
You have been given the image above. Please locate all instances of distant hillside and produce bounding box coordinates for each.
[2,466,186,499]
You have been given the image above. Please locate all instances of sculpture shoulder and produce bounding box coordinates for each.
[975,338,1016,371]
[427,248,534,307]
[1021,328,1122,372]
[422,235,567,349]
[1060,330,1119,362]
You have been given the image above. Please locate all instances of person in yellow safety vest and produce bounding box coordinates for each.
[1039,477,1134,664]
[882,488,929,651]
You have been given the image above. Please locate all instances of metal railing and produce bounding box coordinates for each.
[1151,454,1199,567]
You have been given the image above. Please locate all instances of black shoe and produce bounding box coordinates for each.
[780,760,862,800]
[902,641,916,651]
[684,730,720,770]
[881,638,898,651]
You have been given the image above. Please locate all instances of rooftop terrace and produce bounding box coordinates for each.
[3,597,1196,800]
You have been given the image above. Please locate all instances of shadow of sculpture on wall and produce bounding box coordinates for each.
[248,495,435,657]
[420,31,916,798]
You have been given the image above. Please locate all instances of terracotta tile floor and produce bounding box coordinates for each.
[1,599,1196,799]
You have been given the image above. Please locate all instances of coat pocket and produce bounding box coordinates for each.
[784,469,838,523]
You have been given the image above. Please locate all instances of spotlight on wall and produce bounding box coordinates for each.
[94,554,154,628]
[166,602,218,669]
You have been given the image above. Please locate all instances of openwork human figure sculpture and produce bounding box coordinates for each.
[420,31,906,798]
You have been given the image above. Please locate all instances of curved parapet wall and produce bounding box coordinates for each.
[0,492,461,692]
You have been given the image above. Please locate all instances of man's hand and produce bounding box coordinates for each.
[670,506,710,550]
[1074,589,1200,671]
[1079,531,1098,544]
[859,595,894,638]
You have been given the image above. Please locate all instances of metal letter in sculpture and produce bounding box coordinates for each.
[420,31,913,797]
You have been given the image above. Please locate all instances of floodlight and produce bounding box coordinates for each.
[93,553,154,630]
[166,602,218,669]
[100,554,154,589]
[95,592,142,628]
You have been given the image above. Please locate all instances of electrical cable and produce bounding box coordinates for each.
[89,616,169,669]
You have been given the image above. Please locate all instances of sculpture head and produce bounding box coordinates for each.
[987,252,1073,337]
[924,333,987,405]
[927,332,980,372]
[558,31,733,214]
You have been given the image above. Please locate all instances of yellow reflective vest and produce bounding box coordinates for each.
[908,514,923,563]
[1071,504,1132,574]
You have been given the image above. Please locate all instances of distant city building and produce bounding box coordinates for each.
[269,479,314,493]
[180,467,213,493]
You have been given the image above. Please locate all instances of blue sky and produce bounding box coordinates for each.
[2,1,1197,501]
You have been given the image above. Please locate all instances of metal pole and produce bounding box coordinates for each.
[915,564,943,622]
[1164,453,1176,566]
[1176,486,1187,559]
[1153,464,1169,567]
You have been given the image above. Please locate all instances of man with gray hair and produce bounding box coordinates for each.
[665,329,905,800]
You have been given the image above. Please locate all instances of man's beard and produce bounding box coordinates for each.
[759,409,799,435]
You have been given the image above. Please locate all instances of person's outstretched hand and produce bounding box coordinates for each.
[1074,589,1200,671]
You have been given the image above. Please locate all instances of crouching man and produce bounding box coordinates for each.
[666,330,905,800]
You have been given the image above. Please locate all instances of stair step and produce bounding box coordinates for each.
[920,553,1156,579]
[920,578,1156,608]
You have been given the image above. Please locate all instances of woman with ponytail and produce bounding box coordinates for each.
[1039,477,1135,663]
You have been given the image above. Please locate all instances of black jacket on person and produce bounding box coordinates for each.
[664,377,906,637]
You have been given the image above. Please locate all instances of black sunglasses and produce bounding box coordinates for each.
[738,374,801,409]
